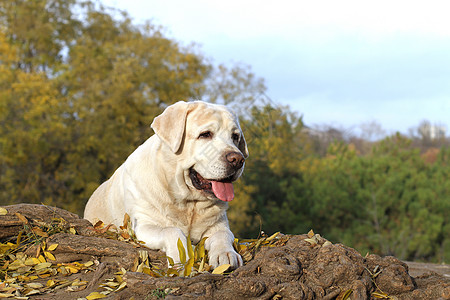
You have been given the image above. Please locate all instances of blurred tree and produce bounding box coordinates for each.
[0,0,260,214]
[228,104,307,237]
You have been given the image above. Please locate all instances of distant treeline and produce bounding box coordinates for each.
[1,0,448,263]
[231,109,450,263]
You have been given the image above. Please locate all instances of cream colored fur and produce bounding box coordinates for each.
[84,101,248,268]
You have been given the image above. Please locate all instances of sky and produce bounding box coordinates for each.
[102,0,450,137]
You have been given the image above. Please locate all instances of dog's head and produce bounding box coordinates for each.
[151,101,248,202]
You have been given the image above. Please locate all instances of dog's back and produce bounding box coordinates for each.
[84,166,125,225]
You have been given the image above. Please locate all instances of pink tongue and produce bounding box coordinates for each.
[211,181,234,202]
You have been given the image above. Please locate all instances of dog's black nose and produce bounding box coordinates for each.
[226,152,245,169]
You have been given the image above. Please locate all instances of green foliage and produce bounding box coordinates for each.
[230,118,450,262]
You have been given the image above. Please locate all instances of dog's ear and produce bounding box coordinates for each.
[238,133,249,159]
[151,101,189,153]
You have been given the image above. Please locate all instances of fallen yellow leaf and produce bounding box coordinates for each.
[46,279,56,287]
[304,238,318,246]
[0,207,7,215]
[8,260,25,270]
[116,281,127,292]
[26,283,43,289]
[198,256,206,272]
[84,261,94,267]
[25,289,41,296]
[44,251,56,261]
[86,292,107,299]
[15,212,28,224]
[266,231,280,242]
[35,262,52,270]
[0,292,15,298]
[212,264,231,275]
[47,244,58,251]
[25,257,41,266]
[32,227,48,237]
[66,266,79,273]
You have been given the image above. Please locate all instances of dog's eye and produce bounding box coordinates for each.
[231,133,240,142]
[198,131,213,139]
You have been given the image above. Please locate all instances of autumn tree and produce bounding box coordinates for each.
[0,0,262,214]
[228,104,308,237]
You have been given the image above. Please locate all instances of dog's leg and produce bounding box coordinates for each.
[205,229,243,269]
[134,223,188,265]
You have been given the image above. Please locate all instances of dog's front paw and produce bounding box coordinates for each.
[208,249,243,269]
[161,227,188,265]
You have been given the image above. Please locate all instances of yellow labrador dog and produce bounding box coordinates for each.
[84,101,247,268]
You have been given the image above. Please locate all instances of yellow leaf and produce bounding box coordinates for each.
[16,231,23,247]
[69,227,76,234]
[184,258,194,277]
[212,264,231,274]
[25,289,41,296]
[167,268,179,276]
[136,262,144,273]
[166,256,175,267]
[66,266,79,273]
[372,292,390,299]
[102,282,119,288]
[7,261,23,271]
[186,236,194,260]
[323,241,332,247]
[38,255,46,263]
[44,251,56,261]
[47,244,58,251]
[15,212,28,224]
[0,207,7,215]
[120,232,130,239]
[304,238,318,246]
[32,227,48,237]
[142,266,160,278]
[139,250,149,265]
[86,292,107,299]
[233,238,240,252]
[196,237,207,261]
[116,281,127,292]
[35,262,52,270]
[25,257,40,266]
[177,238,186,264]
[46,280,56,287]
[84,261,94,267]
[341,289,353,300]
[307,229,315,238]
[198,256,206,272]
[26,283,43,289]
[266,232,280,242]
[0,293,15,298]
[93,220,104,229]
